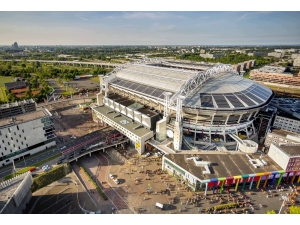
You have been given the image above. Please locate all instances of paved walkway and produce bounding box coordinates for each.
[71,162,113,213]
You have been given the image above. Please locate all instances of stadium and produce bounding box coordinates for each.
[92,58,274,154]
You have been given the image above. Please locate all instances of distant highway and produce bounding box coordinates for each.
[1,59,121,68]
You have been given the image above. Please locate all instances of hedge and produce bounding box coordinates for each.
[76,162,108,201]
[214,203,239,211]
[4,153,62,181]
[31,163,72,193]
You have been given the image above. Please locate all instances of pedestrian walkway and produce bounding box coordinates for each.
[72,163,110,209]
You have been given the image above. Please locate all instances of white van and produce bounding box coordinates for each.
[155,202,164,209]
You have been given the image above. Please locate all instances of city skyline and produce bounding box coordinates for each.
[0,11,300,46]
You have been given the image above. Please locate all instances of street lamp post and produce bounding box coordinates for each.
[278,196,288,214]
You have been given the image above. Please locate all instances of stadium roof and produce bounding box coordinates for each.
[183,72,273,110]
[114,64,197,93]
[107,60,273,110]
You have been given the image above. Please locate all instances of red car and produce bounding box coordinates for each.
[29,167,36,172]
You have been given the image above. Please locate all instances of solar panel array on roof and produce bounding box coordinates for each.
[246,92,264,104]
[251,86,270,101]
[225,95,245,108]
[213,95,230,108]
[110,78,171,100]
[235,94,256,106]
[200,95,214,108]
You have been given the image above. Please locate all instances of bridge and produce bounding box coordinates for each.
[66,139,129,163]
[1,59,121,68]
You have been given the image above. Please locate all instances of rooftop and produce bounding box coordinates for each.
[164,153,282,181]
[252,66,286,74]
[183,72,273,110]
[93,105,154,138]
[0,99,35,109]
[277,144,300,157]
[4,81,26,90]
[269,128,299,138]
[114,64,198,93]
[0,109,51,128]
[107,93,158,117]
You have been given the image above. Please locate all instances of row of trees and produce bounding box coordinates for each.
[176,53,276,66]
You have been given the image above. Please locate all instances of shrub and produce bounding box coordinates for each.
[31,163,72,192]
[214,203,239,211]
[77,162,108,201]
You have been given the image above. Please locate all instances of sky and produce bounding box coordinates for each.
[0,11,300,46]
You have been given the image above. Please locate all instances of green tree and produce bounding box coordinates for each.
[289,206,300,214]
[7,93,16,102]
[266,210,276,214]
[24,89,32,99]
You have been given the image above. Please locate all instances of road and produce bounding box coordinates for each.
[0,147,61,180]
[94,151,135,214]
[1,59,121,67]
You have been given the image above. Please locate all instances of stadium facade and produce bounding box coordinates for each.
[92,59,274,154]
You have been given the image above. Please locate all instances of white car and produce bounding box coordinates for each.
[113,179,120,184]
[146,152,151,157]
[42,165,51,171]
[109,174,114,179]
[71,135,76,139]
[60,146,66,150]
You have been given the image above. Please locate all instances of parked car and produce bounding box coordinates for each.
[29,167,36,172]
[60,146,66,150]
[42,165,51,172]
[146,152,151,157]
[109,174,114,179]
[113,179,120,184]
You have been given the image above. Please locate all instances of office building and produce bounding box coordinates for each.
[0,108,56,168]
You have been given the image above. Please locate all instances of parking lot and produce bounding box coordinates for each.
[66,79,99,92]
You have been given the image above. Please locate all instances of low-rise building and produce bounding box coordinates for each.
[162,152,297,195]
[0,99,36,120]
[250,66,300,86]
[0,108,56,168]
[291,54,300,59]
[199,53,225,59]
[248,52,268,57]
[268,143,300,171]
[293,57,300,67]
[268,52,283,58]
[273,113,300,134]
[264,128,300,149]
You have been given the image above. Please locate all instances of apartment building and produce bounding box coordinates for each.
[273,114,300,134]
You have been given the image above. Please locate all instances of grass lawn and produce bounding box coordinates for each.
[0,75,13,87]
[61,90,71,96]
[0,87,8,102]
[90,76,99,83]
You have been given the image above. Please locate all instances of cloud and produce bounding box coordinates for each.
[78,16,88,21]
[122,12,168,20]
[166,25,175,30]
[236,13,250,22]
